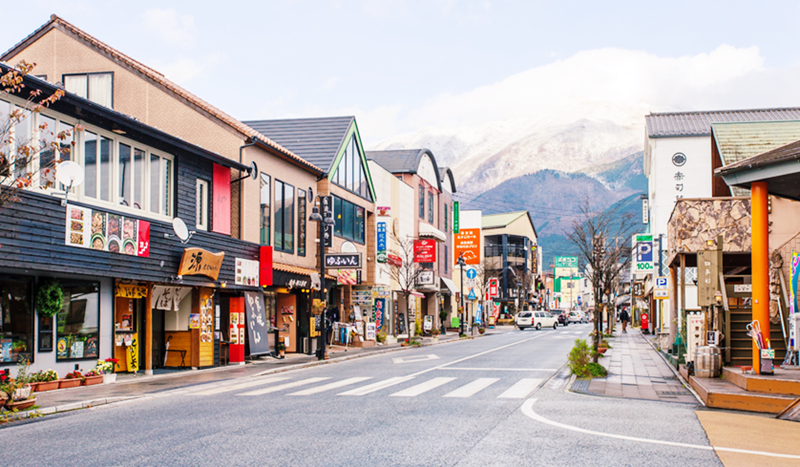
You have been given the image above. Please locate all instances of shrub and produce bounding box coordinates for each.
[376,332,387,344]
[587,362,608,377]
[431,327,440,337]
[415,320,423,336]
[567,339,593,377]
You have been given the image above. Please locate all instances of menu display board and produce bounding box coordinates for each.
[235,258,260,286]
[65,204,150,257]
[199,298,214,343]
[244,292,271,356]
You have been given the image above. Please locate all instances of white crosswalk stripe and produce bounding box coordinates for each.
[390,377,457,397]
[443,378,499,398]
[338,376,414,396]
[191,376,292,396]
[288,377,372,396]
[497,378,542,399]
[237,377,330,396]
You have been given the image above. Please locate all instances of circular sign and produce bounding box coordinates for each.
[672,152,687,167]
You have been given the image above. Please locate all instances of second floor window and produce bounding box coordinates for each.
[196,179,209,231]
[428,191,434,223]
[274,179,294,253]
[419,185,424,218]
[260,173,271,245]
[64,72,113,108]
[333,195,365,243]
[444,203,448,233]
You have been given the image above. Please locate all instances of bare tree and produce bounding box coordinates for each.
[566,197,637,362]
[387,233,424,340]
[1,62,72,208]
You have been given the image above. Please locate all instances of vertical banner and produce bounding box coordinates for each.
[453,201,460,234]
[137,220,150,257]
[260,246,273,286]
[375,298,385,330]
[212,164,231,235]
[322,195,334,248]
[229,298,245,363]
[377,222,387,263]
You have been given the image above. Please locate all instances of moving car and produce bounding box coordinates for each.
[549,310,568,326]
[568,311,584,323]
[516,311,558,330]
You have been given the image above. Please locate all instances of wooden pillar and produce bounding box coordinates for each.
[145,283,153,375]
[751,181,770,373]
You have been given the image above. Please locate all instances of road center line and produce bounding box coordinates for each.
[520,399,800,460]
[408,333,547,377]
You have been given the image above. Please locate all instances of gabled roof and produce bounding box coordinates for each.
[482,211,528,229]
[646,108,800,138]
[1,14,321,175]
[365,148,443,192]
[715,138,800,202]
[717,138,800,175]
[243,116,353,172]
[438,166,457,194]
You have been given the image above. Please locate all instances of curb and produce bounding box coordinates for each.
[640,332,705,406]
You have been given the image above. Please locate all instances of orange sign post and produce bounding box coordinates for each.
[454,228,481,265]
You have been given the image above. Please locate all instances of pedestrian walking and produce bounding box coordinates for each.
[620,307,630,333]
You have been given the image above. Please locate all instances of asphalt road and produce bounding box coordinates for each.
[1,324,721,466]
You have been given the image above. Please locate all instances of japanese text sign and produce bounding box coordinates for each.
[414,239,437,263]
[454,228,480,265]
[326,253,361,269]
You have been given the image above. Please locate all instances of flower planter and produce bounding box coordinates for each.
[82,375,103,386]
[5,397,36,411]
[36,380,60,392]
[598,347,608,354]
[59,378,82,389]
[28,382,40,392]
[103,373,117,384]
[12,384,32,401]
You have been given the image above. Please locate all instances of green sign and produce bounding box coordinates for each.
[453,201,460,234]
[554,256,578,268]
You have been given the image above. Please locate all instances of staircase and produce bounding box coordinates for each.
[727,308,786,366]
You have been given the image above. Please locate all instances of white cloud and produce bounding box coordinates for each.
[143,8,196,47]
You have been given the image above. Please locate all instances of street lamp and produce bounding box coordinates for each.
[457,252,466,335]
[310,196,335,360]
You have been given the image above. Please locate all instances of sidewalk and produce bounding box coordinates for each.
[3,328,503,422]
[572,325,697,404]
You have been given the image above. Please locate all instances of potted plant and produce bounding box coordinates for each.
[276,342,286,358]
[430,327,440,342]
[59,370,83,389]
[82,369,103,386]
[478,327,486,335]
[1,372,36,411]
[35,369,59,391]
[10,341,27,361]
[98,358,119,384]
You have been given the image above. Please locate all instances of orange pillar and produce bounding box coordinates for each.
[751,181,770,373]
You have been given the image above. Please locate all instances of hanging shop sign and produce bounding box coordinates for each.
[418,270,435,285]
[375,298,385,330]
[453,201,460,234]
[212,164,231,235]
[377,222,388,263]
[376,206,391,216]
[65,204,150,257]
[654,276,669,300]
[115,283,148,299]
[260,246,273,287]
[337,269,357,285]
[632,282,644,297]
[322,196,334,248]
[310,273,321,291]
[235,258,260,286]
[178,248,225,280]
[326,253,361,268]
[453,228,480,265]
[413,239,437,263]
[632,234,654,274]
[388,254,402,267]
[488,278,500,298]
[244,291,271,356]
[153,286,191,311]
[697,250,720,307]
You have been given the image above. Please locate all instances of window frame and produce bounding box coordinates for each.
[419,185,425,218]
[332,195,365,244]
[428,191,434,223]
[62,72,114,108]
[196,178,209,231]
[273,179,295,254]
[0,275,35,366]
[260,173,271,246]
[330,136,373,202]
[55,280,101,363]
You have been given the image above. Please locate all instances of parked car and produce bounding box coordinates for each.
[568,311,584,323]
[549,310,568,326]
[517,310,558,330]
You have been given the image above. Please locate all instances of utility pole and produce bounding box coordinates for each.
[457,252,466,335]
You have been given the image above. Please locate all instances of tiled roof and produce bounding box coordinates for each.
[716,138,800,174]
[1,15,321,174]
[646,108,800,138]
[438,166,457,193]
[482,211,528,229]
[243,116,354,172]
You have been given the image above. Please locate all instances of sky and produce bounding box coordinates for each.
[2,1,800,145]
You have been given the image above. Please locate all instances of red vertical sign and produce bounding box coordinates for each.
[212,164,231,235]
[229,297,245,364]
[137,220,150,257]
[260,246,273,286]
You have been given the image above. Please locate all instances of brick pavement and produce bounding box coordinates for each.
[577,325,698,404]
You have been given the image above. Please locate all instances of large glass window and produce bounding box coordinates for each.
[56,281,100,361]
[330,136,372,201]
[298,189,307,257]
[0,277,33,365]
[444,203,448,233]
[332,195,365,243]
[260,173,271,245]
[428,191,434,223]
[64,72,113,108]
[419,185,425,218]
[274,180,294,253]
[196,179,209,231]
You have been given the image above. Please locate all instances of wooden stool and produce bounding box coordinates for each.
[218,341,229,366]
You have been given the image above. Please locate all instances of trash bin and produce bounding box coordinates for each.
[641,313,649,334]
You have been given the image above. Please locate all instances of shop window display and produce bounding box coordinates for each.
[56,281,101,361]
[0,277,33,365]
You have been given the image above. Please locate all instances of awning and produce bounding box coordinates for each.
[419,223,447,242]
[441,277,458,295]
[411,291,425,298]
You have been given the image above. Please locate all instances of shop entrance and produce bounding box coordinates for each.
[114,295,144,373]
[151,307,166,369]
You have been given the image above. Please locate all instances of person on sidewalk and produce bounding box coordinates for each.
[620,307,630,333]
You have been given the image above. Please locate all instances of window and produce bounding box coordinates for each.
[445,245,448,274]
[428,191,434,223]
[0,276,33,365]
[298,189,307,256]
[56,281,100,362]
[196,179,209,231]
[260,173,271,245]
[419,185,425,218]
[330,135,372,201]
[38,115,74,188]
[64,72,113,108]
[332,195,365,243]
[274,179,294,253]
[444,203,448,233]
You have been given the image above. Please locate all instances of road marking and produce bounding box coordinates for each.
[392,354,440,364]
[338,377,414,396]
[191,376,292,396]
[498,378,542,398]
[520,399,800,460]
[409,333,548,377]
[439,367,557,372]
[237,377,330,396]
[390,377,457,397]
[288,377,372,396]
[444,378,500,398]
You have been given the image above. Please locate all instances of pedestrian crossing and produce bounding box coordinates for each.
[190,375,543,400]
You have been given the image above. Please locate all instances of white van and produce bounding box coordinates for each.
[516,311,558,330]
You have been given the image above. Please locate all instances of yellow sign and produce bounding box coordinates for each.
[178,248,225,280]
[126,334,139,372]
[310,317,320,338]
[115,283,148,299]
